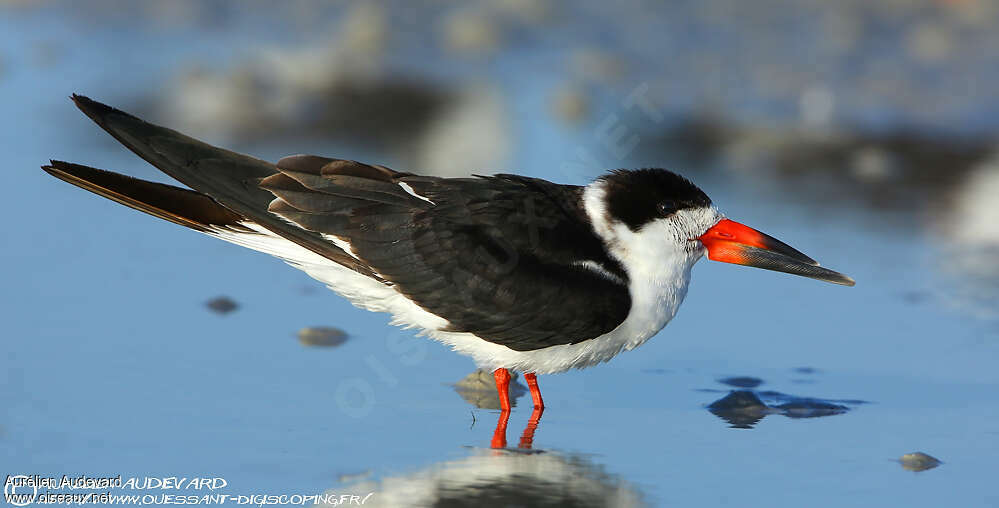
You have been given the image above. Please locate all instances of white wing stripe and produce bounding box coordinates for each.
[398,182,436,205]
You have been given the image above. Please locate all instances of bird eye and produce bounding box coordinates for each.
[657,201,674,216]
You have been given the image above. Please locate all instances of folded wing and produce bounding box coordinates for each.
[50,96,632,351]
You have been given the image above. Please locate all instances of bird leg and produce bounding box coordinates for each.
[493,368,512,411]
[516,372,544,449]
[524,372,545,409]
[491,368,512,448]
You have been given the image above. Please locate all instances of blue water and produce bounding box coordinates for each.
[3,4,998,507]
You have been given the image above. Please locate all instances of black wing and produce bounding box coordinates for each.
[56,96,631,350]
[265,156,632,351]
[65,95,378,278]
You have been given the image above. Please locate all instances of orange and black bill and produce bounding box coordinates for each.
[698,219,855,286]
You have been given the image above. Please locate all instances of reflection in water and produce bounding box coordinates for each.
[452,370,543,450]
[706,385,862,429]
[490,407,544,450]
[717,376,763,388]
[326,371,642,506]
[326,448,648,508]
[453,369,527,410]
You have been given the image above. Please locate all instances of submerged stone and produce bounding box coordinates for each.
[707,390,770,429]
[205,296,238,314]
[298,327,348,347]
[899,452,942,472]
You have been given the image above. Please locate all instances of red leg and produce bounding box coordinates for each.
[491,406,510,449]
[493,368,512,411]
[524,372,544,409]
[517,406,544,449]
[518,373,544,448]
[491,368,512,449]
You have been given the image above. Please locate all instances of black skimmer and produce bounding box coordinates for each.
[43,96,853,446]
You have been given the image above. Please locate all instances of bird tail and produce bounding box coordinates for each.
[40,160,369,283]
[42,160,251,234]
[45,95,378,278]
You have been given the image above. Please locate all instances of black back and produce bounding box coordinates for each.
[264,158,632,351]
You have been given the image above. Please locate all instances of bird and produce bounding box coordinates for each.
[43,95,854,425]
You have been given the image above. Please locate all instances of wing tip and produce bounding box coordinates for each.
[42,159,87,181]
[71,93,104,112]
[70,93,137,128]
[837,274,856,287]
[43,159,122,183]
[39,159,255,234]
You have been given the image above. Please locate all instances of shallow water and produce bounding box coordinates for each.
[3,4,998,507]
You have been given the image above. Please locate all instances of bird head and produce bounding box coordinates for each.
[588,168,854,286]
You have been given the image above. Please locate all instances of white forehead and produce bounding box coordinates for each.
[664,205,725,240]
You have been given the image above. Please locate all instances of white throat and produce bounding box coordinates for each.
[582,181,719,348]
